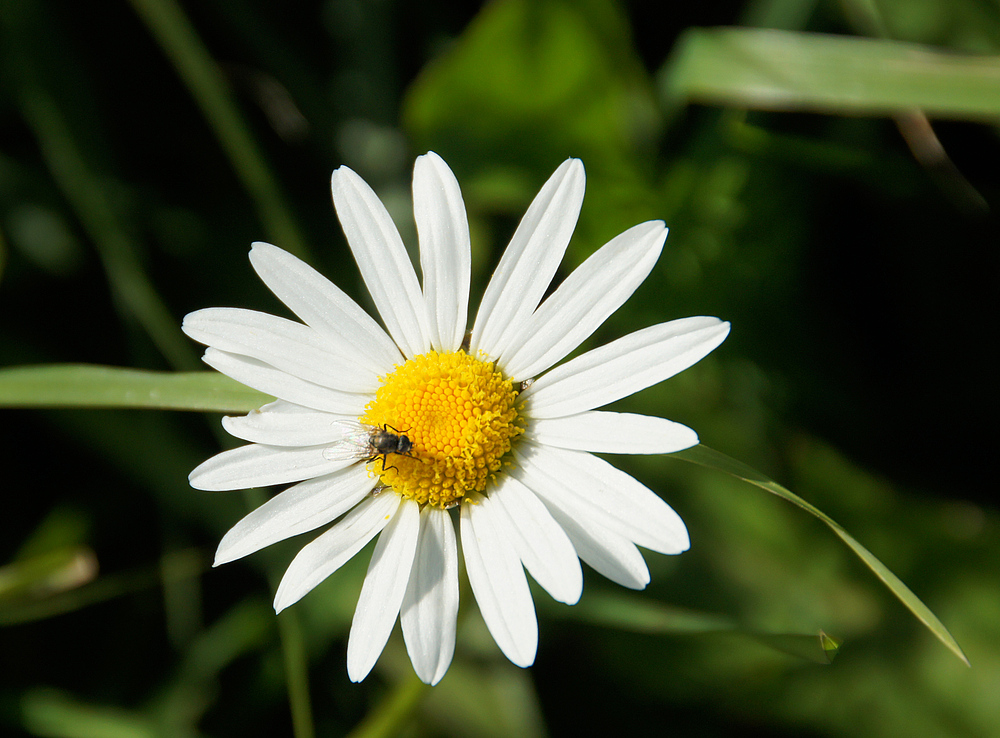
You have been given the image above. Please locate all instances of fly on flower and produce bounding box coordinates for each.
[183,151,730,686]
[322,421,414,473]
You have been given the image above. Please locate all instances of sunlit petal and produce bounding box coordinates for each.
[189,443,356,492]
[521,317,730,418]
[470,158,585,360]
[215,464,374,565]
[331,165,432,358]
[400,508,459,685]
[461,493,538,667]
[529,411,698,455]
[500,221,667,380]
[347,498,421,682]
[489,475,582,605]
[249,242,402,372]
[273,493,401,613]
[414,152,470,353]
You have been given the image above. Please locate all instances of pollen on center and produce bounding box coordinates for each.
[360,350,523,508]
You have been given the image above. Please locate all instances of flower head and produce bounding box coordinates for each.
[183,153,729,685]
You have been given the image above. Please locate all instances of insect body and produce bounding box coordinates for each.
[323,421,413,472]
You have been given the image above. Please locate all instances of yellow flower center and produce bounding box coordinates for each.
[360,350,523,509]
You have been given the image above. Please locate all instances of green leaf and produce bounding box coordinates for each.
[402,0,664,245]
[556,591,839,664]
[0,364,270,413]
[672,444,969,666]
[404,0,659,162]
[662,27,1000,120]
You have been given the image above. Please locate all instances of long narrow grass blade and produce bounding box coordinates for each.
[672,444,969,666]
[0,4,198,370]
[277,609,316,738]
[553,591,840,664]
[0,364,269,413]
[346,674,429,738]
[127,0,311,260]
[663,27,1000,121]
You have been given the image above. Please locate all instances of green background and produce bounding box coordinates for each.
[1,0,997,736]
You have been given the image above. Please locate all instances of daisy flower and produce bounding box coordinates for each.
[183,152,730,685]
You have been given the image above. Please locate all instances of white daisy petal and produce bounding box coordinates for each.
[401,507,459,685]
[461,493,538,668]
[521,316,731,418]
[500,221,667,380]
[513,443,689,554]
[214,464,375,565]
[331,165,432,358]
[202,348,369,416]
[249,242,403,373]
[183,308,379,393]
[529,411,698,454]
[543,503,650,590]
[347,498,421,682]
[189,443,357,491]
[470,158,585,360]
[489,475,583,605]
[414,152,470,353]
[273,492,401,613]
[221,401,358,447]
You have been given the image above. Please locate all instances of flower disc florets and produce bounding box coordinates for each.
[361,350,522,508]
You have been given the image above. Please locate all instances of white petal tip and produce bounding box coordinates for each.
[417,150,445,165]
[273,585,299,614]
[654,519,690,555]
[425,670,447,686]
[560,591,582,607]
[509,651,537,669]
[213,547,238,567]
[550,570,583,606]
[330,165,358,187]
[564,158,584,179]
[347,660,375,684]
[179,313,200,339]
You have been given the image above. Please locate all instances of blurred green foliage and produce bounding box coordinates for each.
[1,0,997,736]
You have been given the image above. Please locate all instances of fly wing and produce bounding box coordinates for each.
[321,420,375,461]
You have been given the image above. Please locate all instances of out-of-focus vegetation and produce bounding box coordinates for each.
[1,0,996,736]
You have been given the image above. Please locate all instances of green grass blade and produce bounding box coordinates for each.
[346,674,429,738]
[663,27,1000,120]
[672,444,969,666]
[127,0,311,260]
[0,0,198,371]
[555,591,840,664]
[277,609,316,738]
[0,364,269,413]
